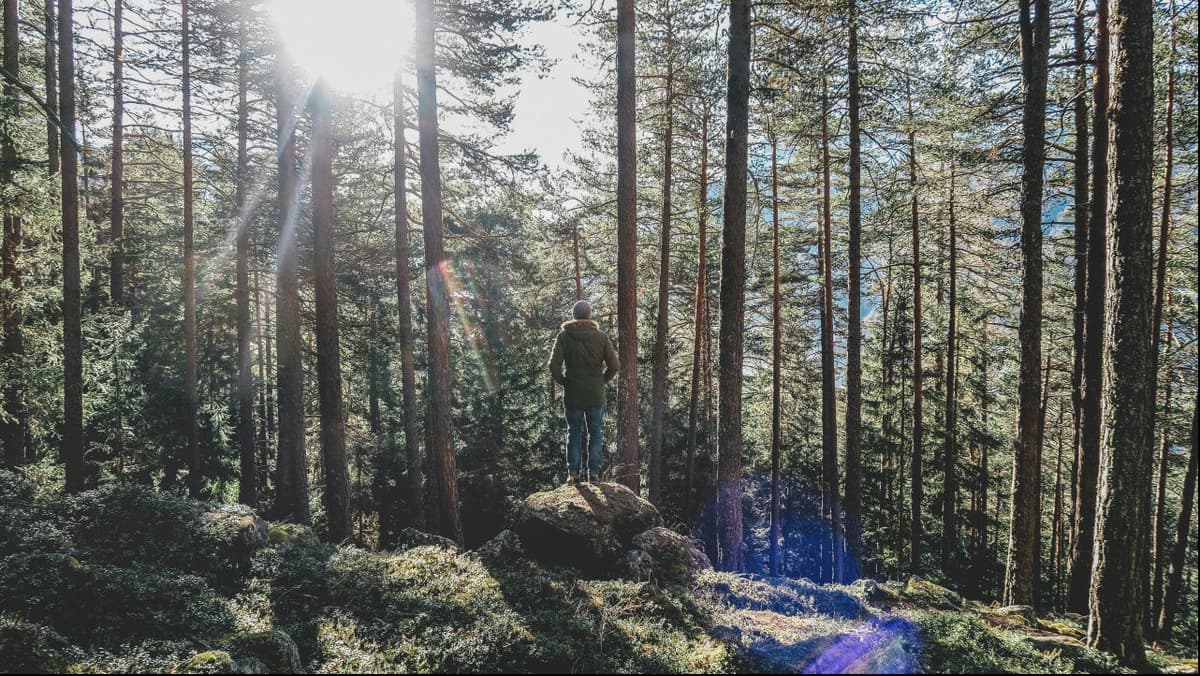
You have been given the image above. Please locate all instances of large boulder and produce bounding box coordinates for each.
[901,577,963,610]
[630,527,712,584]
[514,482,663,573]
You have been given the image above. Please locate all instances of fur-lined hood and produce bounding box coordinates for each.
[561,319,600,332]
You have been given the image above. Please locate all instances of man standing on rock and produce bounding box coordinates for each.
[548,300,619,484]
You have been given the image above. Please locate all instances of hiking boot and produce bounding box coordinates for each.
[566,476,578,486]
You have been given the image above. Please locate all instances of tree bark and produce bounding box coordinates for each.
[273,52,308,525]
[819,79,842,583]
[254,271,271,495]
[941,163,960,586]
[769,128,782,578]
[43,0,57,176]
[1148,0,1175,636]
[58,0,82,492]
[1157,406,1196,637]
[716,0,749,573]
[109,0,123,304]
[1069,1,1089,591]
[843,0,863,581]
[2,0,24,468]
[310,79,352,543]
[685,102,710,514]
[907,86,922,577]
[235,0,255,507]
[615,0,639,492]
[181,0,200,498]
[649,57,673,507]
[1087,0,1156,662]
[1068,0,1109,613]
[416,0,463,546]
[1004,0,1048,609]
[391,72,424,538]
[1150,320,1172,632]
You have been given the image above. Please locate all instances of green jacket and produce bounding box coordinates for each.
[548,319,619,409]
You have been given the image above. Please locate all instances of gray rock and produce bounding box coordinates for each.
[631,526,712,584]
[849,578,891,605]
[514,481,663,573]
[474,529,525,565]
[619,549,655,582]
[228,630,304,674]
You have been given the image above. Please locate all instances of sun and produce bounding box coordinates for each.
[267,0,412,96]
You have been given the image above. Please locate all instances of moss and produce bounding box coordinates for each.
[901,577,963,610]
[267,523,320,550]
[0,553,234,646]
[1038,618,1086,639]
[0,617,82,674]
[178,650,236,674]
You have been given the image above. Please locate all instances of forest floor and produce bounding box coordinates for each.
[0,470,1195,674]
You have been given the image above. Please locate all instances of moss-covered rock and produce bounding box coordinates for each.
[1038,617,1086,639]
[227,630,303,674]
[178,649,237,674]
[514,481,663,574]
[266,522,321,550]
[901,577,963,610]
[630,526,712,584]
[472,528,524,566]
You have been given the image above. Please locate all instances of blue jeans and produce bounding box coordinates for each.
[566,405,604,480]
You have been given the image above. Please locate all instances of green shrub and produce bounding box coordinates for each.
[0,552,234,646]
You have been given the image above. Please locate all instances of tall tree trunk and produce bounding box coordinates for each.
[43,0,57,175]
[819,78,842,584]
[1069,0,1089,585]
[907,86,922,577]
[971,341,991,596]
[1069,0,1109,613]
[58,0,82,492]
[235,0,255,506]
[1147,0,1175,636]
[1157,406,1196,637]
[181,0,200,497]
[2,0,24,468]
[1004,0,1048,609]
[254,271,271,495]
[716,0,749,573]
[1087,0,1155,661]
[416,0,463,546]
[941,163,960,586]
[615,0,639,492]
[390,72,424,539]
[310,80,352,544]
[1150,320,1172,632]
[109,0,123,303]
[768,128,782,577]
[273,52,308,525]
[685,102,710,513]
[1052,403,1065,610]
[843,0,863,580]
[649,58,673,507]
